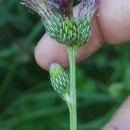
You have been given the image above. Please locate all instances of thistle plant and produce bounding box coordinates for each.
[22,0,100,130]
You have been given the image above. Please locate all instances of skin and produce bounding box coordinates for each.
[34,0,130,129]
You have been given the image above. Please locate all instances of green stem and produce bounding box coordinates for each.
[67,47,77,130]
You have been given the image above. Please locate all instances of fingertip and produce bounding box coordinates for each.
[34,14,102,70]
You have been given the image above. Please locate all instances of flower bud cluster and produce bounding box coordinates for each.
[22,0,100,103]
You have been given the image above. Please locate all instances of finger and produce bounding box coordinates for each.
[35,0,130,70]
[102,96,130,130]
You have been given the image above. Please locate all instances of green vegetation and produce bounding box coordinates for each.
[0,0,130,130]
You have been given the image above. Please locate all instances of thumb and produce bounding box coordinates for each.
[102,96,130,130]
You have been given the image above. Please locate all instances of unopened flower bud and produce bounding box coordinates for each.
[49,61,69,96]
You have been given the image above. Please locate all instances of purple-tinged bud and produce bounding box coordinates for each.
[49,61,69,96]
[78,0,100,19]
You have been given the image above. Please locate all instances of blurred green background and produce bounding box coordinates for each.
[0,0,130,130]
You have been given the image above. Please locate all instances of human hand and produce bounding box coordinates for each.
[35,0,130,129]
